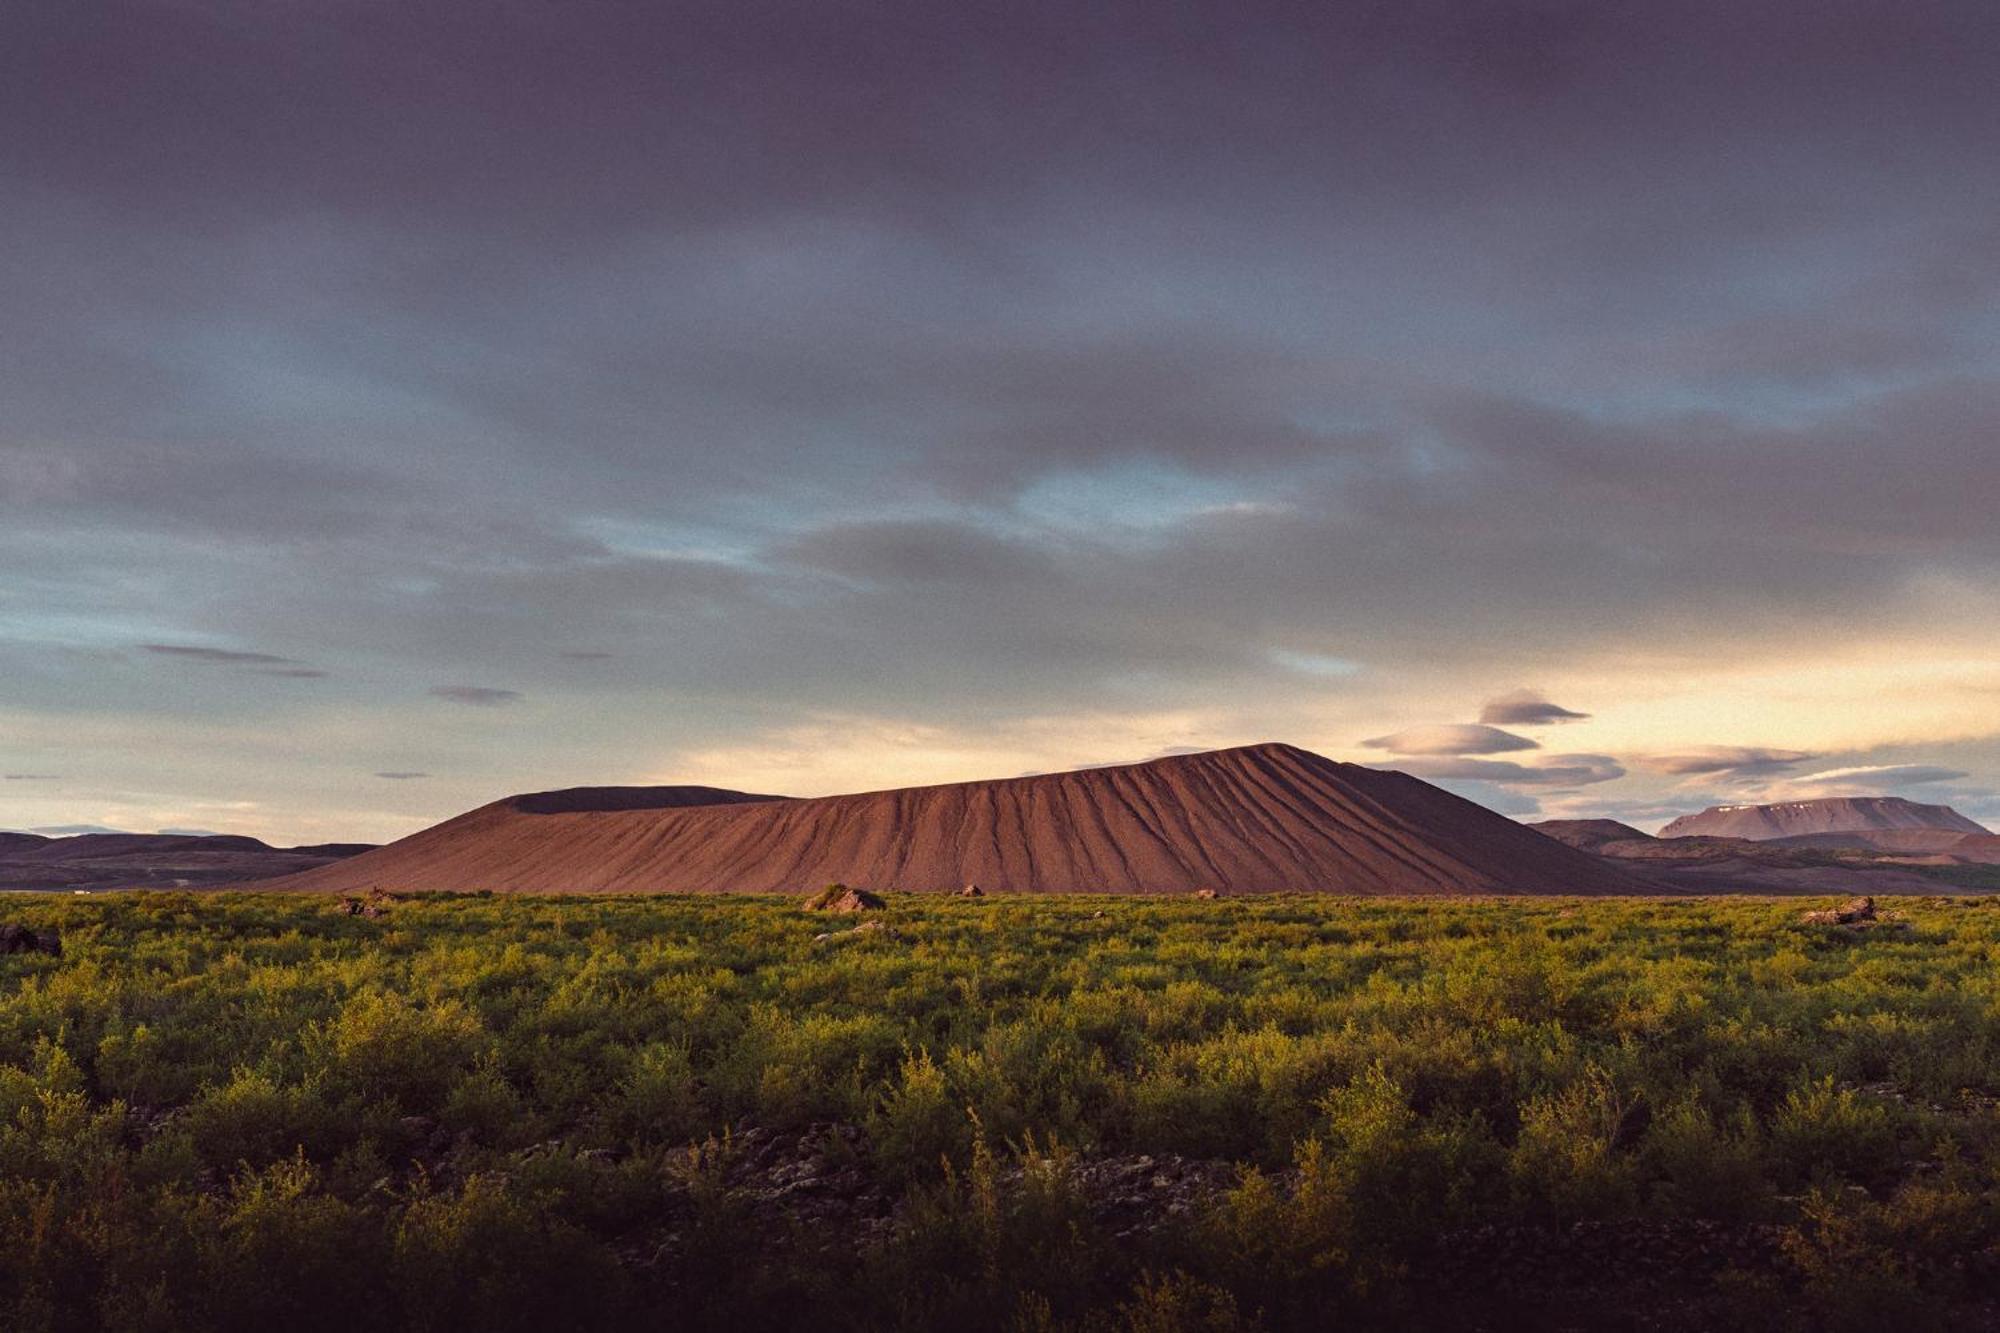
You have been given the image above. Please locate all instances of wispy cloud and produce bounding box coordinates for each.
[1793,764,1969,787]
[140,644,327,678]
[1479,690,1589,727]
[1362,724,1539,756]
[373,771,430,780]
[141,643,297,666]
[428,686,523,707]
[1635,747,1817,778]
[1401,754,1624,787]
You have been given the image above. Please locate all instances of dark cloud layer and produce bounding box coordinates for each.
[4,1,1999,835]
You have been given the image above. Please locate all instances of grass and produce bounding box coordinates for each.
[1,890,1999,1329]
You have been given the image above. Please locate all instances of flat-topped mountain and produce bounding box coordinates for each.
[1659,796,1988,841]
[263,743,1649,897]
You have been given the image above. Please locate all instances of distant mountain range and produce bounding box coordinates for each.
[13,771,1997,899]
[0,832,375,892]
[1532,795,1997,894]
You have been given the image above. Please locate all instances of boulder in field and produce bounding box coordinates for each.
[1799,896,1876,925]
[1801,896,1911,935]
[803,884,886,912]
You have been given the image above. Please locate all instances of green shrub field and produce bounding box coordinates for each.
[2,892,1999,1330]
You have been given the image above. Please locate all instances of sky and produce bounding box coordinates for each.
[5,0,2000,844]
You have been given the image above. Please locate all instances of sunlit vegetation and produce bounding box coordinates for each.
[3,891,2000,1329]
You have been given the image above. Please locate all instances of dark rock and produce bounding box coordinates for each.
[0,924,59,956]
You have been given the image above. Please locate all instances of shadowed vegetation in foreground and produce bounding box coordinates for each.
[3,892,2000,1330]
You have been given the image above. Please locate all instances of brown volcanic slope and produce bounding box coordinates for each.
[263,744,1650,897]
[1949,835,2000,865]
[1659,796,1988,841]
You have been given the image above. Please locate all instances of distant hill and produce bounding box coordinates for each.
[1529,819,1653,851]
[288,843,383,859]
[0,832,376,891]
[1659,796,1988,841]
[262,743,1650,897]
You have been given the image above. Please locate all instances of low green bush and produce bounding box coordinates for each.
[0,891,1992,1328]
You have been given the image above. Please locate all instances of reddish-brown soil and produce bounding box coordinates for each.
[1952,835,2000,864]
[261,743,1651,896]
